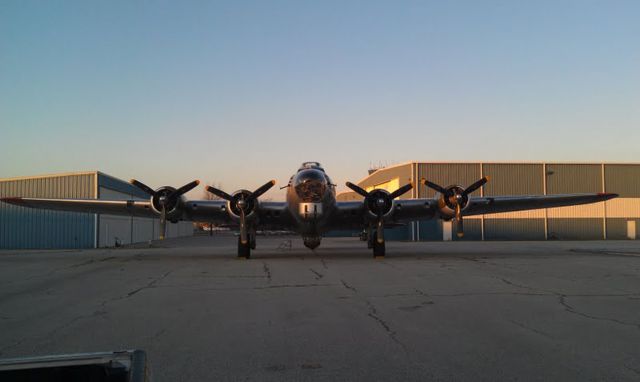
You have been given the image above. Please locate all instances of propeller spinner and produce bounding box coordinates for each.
[130,179,200,240]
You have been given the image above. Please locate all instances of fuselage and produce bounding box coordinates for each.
[285,162,337,248]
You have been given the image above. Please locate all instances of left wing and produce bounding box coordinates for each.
[333,192,617,226]
[463,193,618,216]
[389,192,617,222]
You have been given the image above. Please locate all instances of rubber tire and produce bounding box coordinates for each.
[372,232,385,258]
[238,236,251,259]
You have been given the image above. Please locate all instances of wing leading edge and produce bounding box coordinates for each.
[0,197,293,228]
[0,197,157,218]
[463,193,618,216]
[385,192,617,223]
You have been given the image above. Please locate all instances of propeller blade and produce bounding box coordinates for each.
[421,179,448,194]
[463,176,490,196]
[239,208,248,244]
[170,180,201,199]
[159,206,167,240]
[130,179,156,196]
[250,180,277,200]
[345,182,370,198]
[206,186,234,201]
[455,204,464,238]
[389,182,413,199]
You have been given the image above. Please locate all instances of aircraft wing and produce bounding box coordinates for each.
[0,197,228,223]
[1,197,158,218]
[0,197,295,228]
[384,192,617,222]
[462,193,617,216]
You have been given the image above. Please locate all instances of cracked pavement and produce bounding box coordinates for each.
[0,235,639,381]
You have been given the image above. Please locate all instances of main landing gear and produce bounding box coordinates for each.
[371,231,385,258]
[238,236,251,259]
[238,230,256,259]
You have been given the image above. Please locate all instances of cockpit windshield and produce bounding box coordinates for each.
[294,170,327,202]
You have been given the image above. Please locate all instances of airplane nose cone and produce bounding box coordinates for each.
[293,169,328,202]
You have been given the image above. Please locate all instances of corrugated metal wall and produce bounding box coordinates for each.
[0,172,194,249]
[0,173,96,249]
[484,219,546,240]
[358,164,413,200]
[482,163,545,240]
[605,164,640,197]
[483,163,544,195]
[417,163,480,198]
[546,164,602,194]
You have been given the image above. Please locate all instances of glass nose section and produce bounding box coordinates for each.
[294,170,328,202]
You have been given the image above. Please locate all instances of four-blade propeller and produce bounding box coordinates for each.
[421,177,490,238]
[206,180,276,244]
[345,181,413,244]
[130,179,200,240]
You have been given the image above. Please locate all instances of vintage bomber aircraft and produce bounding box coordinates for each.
[1,162,618,258]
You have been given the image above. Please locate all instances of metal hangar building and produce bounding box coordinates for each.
[336,162,640,241]
[0,171,193,249]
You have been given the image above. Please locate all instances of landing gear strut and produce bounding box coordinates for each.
[372,231,385,258]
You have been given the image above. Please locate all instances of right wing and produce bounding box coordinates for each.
[0,197,230,223]
[1,197,158,218]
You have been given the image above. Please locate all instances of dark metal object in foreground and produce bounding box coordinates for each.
[0,350,148,382]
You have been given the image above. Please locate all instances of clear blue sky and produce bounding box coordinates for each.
[1,1,638,199]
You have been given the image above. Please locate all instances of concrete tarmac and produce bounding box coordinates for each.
[1,235,639,381]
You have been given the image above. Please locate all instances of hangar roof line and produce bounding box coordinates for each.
[351,160,640,186]
[0,170,118,183]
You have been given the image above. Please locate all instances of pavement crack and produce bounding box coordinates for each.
[255,283,330,290]
[558,295,640,330]
[365,300,407,352]
[68,256,117,269]
[320,257,328,270]
[99,270,173,309]
[309,268,323,280]
[507,319,555,340]
[126,270,173,297]
[341,279,357,293]
[625,365,640,377]
[380,261,401,270]
[262,262,272,282]
[496,277,547,293]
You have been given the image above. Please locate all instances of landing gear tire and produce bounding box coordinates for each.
[238,236,251,259]
[372,232,385,258]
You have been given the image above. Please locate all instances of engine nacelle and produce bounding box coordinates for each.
[149,186,184,220]
[363,189,395,219]
[436,185,471,218]
[225,190,259,220]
